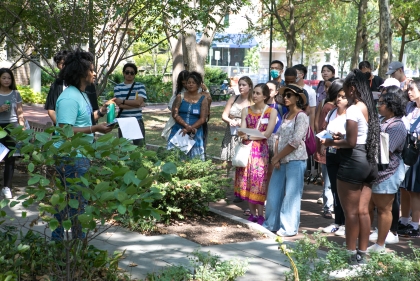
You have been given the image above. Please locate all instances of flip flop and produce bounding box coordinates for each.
[243,209,251,216]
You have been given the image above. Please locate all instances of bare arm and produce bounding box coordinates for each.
[16,103,25,127]
[47,110,57,124]
[115,97,144,109]
[58,123,113,134]
[309,106,315,132]
[314,102,321,133]
[222,96,237,125]
[322,120,357,148]
[171,95,193,132]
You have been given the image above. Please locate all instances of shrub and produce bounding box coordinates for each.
[41,67,56,86]
[17,85,48,104]
[204,66,228,87]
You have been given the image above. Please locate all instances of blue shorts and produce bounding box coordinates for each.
[372,159,405,194]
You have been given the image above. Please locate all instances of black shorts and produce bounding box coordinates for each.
[337,144,378,185]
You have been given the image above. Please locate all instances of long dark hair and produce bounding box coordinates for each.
[344,69,380,164]
[0,68,17,90]
[326,79,343,102]
[176,70,189,95]
[59,49,94,89]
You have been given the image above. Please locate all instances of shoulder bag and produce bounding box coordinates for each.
[402,116,420,166]
[295,111,316,155]
[232,105,268,167]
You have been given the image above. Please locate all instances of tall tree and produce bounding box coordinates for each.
[349,0,368,70]
[164,0,245,91]
[379,0,392,77]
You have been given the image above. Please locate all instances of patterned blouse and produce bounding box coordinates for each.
[275,111,309,164]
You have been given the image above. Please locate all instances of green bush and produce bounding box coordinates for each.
[0,227,128,280]
[146,250,248,281]
[41,67,56,86]
[204,66,228,87]
[17,85,48,104]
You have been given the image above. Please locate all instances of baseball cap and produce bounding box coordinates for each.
[386,61,404,75]
[223,80,228,83]
[379,78,400,89]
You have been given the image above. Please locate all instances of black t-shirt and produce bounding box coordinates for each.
[370,75,384,92]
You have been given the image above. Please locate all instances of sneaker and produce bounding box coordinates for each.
[367,243,386,253]
[356,250,367,265]
[257,215,265,225]
[335,225,346,236]
[1,187,12,199]
[397,221,408,232]
[385,231,399,244]
[247,214,258,223]
[397,224,419,237]
[369,228,378,241]
[322,223,339,233]
[317,197,323,204]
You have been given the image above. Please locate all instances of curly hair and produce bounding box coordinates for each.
[187,71,203,86]
[53,50,69,65]
[238,76,253,102]
[344,69,380,164]
[176,70,189,95]
[59,49,94,89]
[254,83,270,103]
[0,68,17,90]
[380,91,406,117]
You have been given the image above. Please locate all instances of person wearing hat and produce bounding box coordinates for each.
[386,61,410,90]
[263,83,309,237]
[359,61,384,93]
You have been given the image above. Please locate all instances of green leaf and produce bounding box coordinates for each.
[49,219,59,231]
[117,191,127,202]
[0,130,7,139]
[162,162,177,174]
[136,167,149,180]
[50,194,60,206]
[100,192,115,201]
[63,219,72,230]
[28,175,41,185]
[35,190,45,200]
[80,176,89,187]
[35,132,50,143]
[96,133,113,142]
[117,204,126,214]
[63,125,74,138]
[123,171,135,185]
[17,244,30,253]
[78,214,93,226]
[22,212,27,218]
[139,176,154,188]
[143,150,156,157]
[28,163,34,172]
[94,182,111,193]
[9,201,19,208]
[125,185,137,195]
[69,199,79,209]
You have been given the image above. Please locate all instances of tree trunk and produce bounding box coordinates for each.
[350,0,368,70]
[362,26,369,61]
[168,34,185,93]
[398,25,407,62]
[286,34,296,67]
[378,0,392,78]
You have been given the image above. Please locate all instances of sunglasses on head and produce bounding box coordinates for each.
[124,71,135,75]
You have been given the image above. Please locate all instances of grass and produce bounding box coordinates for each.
[142,105,227,158]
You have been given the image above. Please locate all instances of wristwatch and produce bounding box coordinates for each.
[97,109,105,117]
[247,134,250,140]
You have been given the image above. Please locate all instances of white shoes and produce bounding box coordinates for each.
[1,187,12,199]
[335,225,346,236]
[367,243,386,253]
[322,223,339,233]
[369,228,399,244]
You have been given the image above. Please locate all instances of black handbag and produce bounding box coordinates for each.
[402,116,420,166]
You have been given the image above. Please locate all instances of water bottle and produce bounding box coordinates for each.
[4,100,10,112]
[107,103,115,123]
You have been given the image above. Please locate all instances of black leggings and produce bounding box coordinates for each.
[390,191,400,233]
[0,123,16,188]
[326,150,345,225]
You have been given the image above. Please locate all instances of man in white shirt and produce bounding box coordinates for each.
[293,64,316,132]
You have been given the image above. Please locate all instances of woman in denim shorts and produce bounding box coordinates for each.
[368,92,406,253]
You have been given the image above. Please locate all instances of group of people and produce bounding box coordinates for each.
[209,59,420,269]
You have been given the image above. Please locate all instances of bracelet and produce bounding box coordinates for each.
[97,110,105,117]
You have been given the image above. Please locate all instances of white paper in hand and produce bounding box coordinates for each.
[316,130,333,140]
[169,129,196,153]
[116,117,143,140]
[0,143,10,162]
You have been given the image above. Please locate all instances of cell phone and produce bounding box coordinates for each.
[106,121,118,127]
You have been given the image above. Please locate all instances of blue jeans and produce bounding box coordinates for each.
[263,160,306,236]
[51,157,90,241]
[322,164,333,212]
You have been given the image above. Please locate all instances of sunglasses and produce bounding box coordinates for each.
[282,92,296,99]
[124,71,135,75]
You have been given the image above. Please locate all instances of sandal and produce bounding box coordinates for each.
[244,209,251,216]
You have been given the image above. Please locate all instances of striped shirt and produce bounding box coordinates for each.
[114,82,147,119]
[375,116,406,183]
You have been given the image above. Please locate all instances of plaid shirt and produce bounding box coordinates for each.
[375,117,406,184]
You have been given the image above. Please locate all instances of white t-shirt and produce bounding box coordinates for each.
[304,84,316,107]
[346,104,368,144]
[325,108,346,135]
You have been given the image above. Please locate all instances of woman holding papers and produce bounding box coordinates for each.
[221,76,253,172]
[321,70,379,265]
[0,68,26,199]
[235,84,277,225]
[263,84,309,236]
[168,71,209,161]
[321,80,347,236]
